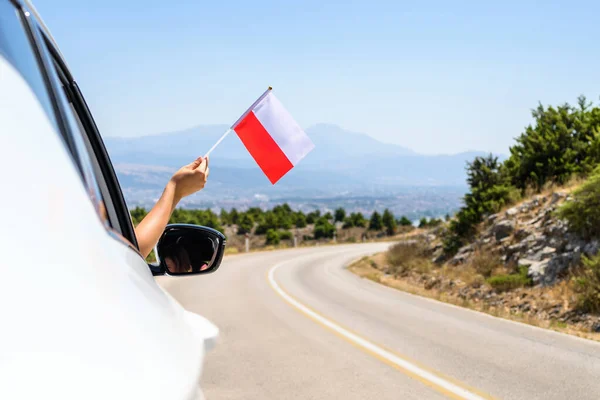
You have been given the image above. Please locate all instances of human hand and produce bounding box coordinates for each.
[170,156,210,201]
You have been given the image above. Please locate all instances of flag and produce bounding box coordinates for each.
[231,88,315,184]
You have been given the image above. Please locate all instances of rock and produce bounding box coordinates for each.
[519,204,530,213]
[527,259,550,285]
[529,252,581,286]
[532,195,546,207]
[450,253,469,266]
[457,244,474,255]
[506,242,527,258]
[514,228,529,241]
[525,215,544,228]
[566,238,586,252]
[519,258,539,267]
[492,220,515,241]
[550,191,566,205]
[547,236,568,249]
[545,220,568,237]
[583,240,600,256]
[487,214,499,224]
[532,246,556,262]
[591,322,600,333]
[433,254,446,264]
[505,208,519,218]
[499,236,512,244]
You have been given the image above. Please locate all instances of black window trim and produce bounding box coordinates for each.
[14,0,141,253]
[42,37,140,251]
[11,0,83,175]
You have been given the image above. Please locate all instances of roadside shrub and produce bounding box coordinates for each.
[386,242,431,275]
[573,254,600,314]
[334,207,346,223]
[265,229,280,245]
[382,209,397,236]
[487,266,532,292]
[294,213,307,228]
[279,230,293,240]
[314,217,335,239]
[237,214,254,235]
[398,216,412,226]
[556,166,600,239]
[369,212,383,231]
[469,249,500,278]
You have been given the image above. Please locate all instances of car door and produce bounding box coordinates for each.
[1,2,213,399]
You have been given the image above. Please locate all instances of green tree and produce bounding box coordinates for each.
[369,211,383,231]
[324,211,333,220]
[237,214,254,235]
[419,217,429,228]
[443,154,517,254]
[505,96,600,190]
[382,209,397,236]
[314,217,335,239]
[203,209,223,232]
[295,212,307,228]
[230,208,240,225]
[246,207,264,223]
[351,212,367,228]
[279,230,293,240]
[334,208,346,223]
[342,217,354,229]
[398,216,412,226]
[219,209,230,225]
[557,166,600,239]
[255,211,278,235]
[306,210,320,224]
[265,229,280,245]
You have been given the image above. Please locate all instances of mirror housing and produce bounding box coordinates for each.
[150,224,226,276]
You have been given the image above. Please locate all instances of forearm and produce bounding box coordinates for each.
[135,180,181,258]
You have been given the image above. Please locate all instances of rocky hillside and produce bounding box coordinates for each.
[443,191,599,286]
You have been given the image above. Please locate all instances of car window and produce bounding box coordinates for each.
[0,1,58,132]
[26,29,114,234]
[27,23,140,251]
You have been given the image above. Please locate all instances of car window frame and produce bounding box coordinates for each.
[16,1,142,255]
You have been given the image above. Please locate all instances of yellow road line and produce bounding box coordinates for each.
[267,260,495,400]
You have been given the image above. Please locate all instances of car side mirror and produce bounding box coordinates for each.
[152,224,226,276]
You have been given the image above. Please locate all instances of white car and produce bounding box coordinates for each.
[0,1,224,399]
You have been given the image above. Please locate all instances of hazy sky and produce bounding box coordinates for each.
[33,0,600,155]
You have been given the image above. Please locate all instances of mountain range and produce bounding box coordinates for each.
[104,124,493,217]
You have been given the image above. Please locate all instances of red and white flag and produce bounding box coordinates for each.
[230,88,315,184]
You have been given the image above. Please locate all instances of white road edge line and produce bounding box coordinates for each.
[268,261,486,400]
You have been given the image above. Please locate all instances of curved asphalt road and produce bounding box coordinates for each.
[158,243,600,400]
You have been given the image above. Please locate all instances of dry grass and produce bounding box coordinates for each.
[440,264,485,287]
[386,242,433,275]
[348,254,600,342]
[468,248,503,278]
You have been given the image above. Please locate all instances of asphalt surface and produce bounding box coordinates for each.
[159,243,600,400]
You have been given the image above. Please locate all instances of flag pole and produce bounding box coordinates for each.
[204,86,273,158]
[204,128,232,158]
